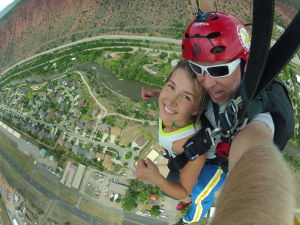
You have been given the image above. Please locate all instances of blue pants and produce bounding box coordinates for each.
[182,163,226,223]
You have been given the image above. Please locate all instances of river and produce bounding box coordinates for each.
[75,62,160,101]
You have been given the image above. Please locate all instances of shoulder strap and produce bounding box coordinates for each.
[254,10,300,98]
[240,0,275,104]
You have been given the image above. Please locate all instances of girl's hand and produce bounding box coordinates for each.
[136,158,161,184]
[141,87,161,100]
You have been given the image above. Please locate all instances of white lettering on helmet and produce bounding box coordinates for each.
[193,22,209,26]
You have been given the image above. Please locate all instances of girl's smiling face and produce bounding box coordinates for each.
[159,68,203,127]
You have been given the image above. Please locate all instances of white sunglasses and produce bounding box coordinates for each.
[189,58,241,78]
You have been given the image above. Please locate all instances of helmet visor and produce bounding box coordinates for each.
[189,58,241,78]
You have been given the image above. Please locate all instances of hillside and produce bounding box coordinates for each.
[0,0,22,19]
[0,0,298,72]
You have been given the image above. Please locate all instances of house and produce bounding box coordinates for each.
[46,110,55,121]
[76,121,85,129]
[57,135,65,147]
[102,154,114,170]
[78,147,89,156]
[111,127,121,137]
[39,148,47,158]
[77,99,86,107]
[147,150,159,163]
[71,145,79,154]
[65,78,73,85]
[50,133,58,141]
[95,152,103,161]
[171,59,179,67]
[104,52,113,60]
[57,96,64,104]
[131,135,147,149]
[71,164,86,189]
[59,103,66,111]
[102,160,114,170]
[83,121,93,131]
[100,127,110,134]
[150,193,157,201]
[42,110,49,119]
[147,110,155,116]
[60,161,78,188]
[73,108,80,117]
[92,109,101,119]
[63,141,72,149]
[76,88,83,95]
[150,66,158,74]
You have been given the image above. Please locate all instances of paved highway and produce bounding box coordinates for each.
[0,147,167,225]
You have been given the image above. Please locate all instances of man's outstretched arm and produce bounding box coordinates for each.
[210,142,295,225]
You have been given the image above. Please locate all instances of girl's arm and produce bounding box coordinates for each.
[136,154,205,200]
[136,135,206,200]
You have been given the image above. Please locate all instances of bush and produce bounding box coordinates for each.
[125,151,132,160]
[159,52,168,59]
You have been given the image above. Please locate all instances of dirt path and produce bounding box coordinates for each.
[75,71,107,116]
[75,71,157,126]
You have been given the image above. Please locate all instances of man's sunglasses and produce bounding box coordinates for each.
[188,58,241,78]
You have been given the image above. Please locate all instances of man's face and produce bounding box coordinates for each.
[192,60,242,103]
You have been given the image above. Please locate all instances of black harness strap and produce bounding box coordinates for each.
[238,0,275,120]
[254,10,300,98]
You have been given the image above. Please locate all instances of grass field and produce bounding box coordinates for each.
[0,132,35,174]
[32,172,60,195]
[47,204,91,225]
[0,198,12,225]
[79,199,124,225]
[0,155,51,214]
[32,171,79,205]
[57,187,79,206]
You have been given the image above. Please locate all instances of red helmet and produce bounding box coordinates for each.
[182,12,250,62]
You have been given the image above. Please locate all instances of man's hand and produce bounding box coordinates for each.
[141,87,161,101]
[136,158,162,184]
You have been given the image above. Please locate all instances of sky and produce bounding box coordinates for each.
[0,0,15,12]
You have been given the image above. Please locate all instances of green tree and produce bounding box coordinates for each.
[159,52,168,59]
[121,192,137,211]
[125,151,132,160]
[150,205,161,217]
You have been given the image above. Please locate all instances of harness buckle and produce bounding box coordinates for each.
[205,127,220,146]
[219,96,243,137]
